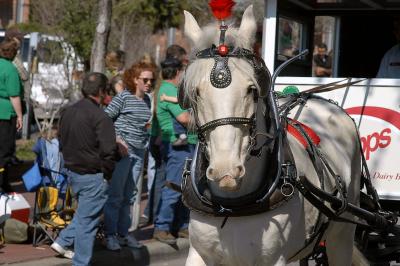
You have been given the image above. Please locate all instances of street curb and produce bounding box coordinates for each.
[4,238,190,266]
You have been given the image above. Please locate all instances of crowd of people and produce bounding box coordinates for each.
[0,27,195,265]
[49,45,196,265]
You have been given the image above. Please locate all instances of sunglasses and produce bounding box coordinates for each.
[138,77,155,84]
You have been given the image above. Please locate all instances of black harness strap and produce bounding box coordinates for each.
[197,117,253,141]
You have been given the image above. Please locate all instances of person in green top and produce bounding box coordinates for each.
[153,57,196,245]
[0,39,23,192]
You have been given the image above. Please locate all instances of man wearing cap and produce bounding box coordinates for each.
[153,57,196,244]
[0,39,23,192]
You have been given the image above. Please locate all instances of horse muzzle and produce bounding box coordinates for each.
[219,175,242,191]
[206,164,245,191]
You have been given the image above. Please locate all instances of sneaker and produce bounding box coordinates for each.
[178,229,189,238]
[139,215,150,228]
[153,230,177,245]
[106,235,121,251]
[118,234,143,248]
[51,242,74,259]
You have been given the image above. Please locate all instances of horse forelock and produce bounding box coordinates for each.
[189,22,255,56]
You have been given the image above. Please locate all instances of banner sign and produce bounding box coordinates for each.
[276,77,400,200]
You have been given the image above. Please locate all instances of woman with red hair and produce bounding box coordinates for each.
[103,60,157,251]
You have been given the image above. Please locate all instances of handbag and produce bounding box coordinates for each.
[22,161,43,192]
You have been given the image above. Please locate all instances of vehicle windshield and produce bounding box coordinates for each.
[37,39,65,64]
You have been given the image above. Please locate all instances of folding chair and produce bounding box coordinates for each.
[31,137,75,246]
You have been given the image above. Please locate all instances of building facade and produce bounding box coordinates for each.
[0,0,30,29]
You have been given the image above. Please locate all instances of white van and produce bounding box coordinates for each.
[0,31,83,111]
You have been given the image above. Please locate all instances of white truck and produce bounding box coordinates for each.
[0,31,83,134]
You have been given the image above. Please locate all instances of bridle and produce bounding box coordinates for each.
[179,44,273,151]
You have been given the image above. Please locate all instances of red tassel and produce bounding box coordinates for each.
[209,0,235,20]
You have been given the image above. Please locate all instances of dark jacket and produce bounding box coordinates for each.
[58,98,118,179]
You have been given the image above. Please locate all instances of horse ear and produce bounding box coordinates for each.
[184,10,202,45]
[238,5,257,48]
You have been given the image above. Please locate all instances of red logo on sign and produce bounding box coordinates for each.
[360,128,391,160]
[345,106,400,160]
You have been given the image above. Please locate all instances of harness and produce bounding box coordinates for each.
[178,17,400,259]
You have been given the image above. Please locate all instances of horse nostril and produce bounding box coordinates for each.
[236,165,245,177]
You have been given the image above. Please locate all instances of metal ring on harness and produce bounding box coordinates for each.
[281,183,294,197]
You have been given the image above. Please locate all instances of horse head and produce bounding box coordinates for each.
[181,6,273,193]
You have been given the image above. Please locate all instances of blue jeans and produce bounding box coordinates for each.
[154,142,195,232]
[103,147,144,236]
[55,171,108,266]
[143,138,165,222]
[143,154,166,222]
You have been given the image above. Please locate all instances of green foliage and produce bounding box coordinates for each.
[29,0,97,68]
[57,0,97,63]
[114,0,212,32]
[16,139,36,161]
[27,0,214,67]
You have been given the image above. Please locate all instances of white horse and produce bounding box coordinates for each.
[181,6,364,266]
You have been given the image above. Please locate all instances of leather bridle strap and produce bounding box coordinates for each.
[197,117,253,142]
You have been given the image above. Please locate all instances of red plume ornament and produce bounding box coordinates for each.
[209,0,235,20]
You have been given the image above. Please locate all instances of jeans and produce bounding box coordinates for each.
[103,147,145,236]
[143,139,165,222]
[143,155,165,222]
[55,171,108,266]
[154,142,195,232]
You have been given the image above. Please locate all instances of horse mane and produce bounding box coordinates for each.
[188,22,256,55]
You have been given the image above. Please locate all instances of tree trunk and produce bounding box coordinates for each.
[90,0,112,73]
[119,17,127,52]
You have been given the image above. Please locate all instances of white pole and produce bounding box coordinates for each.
[167,27,175,46]
[262,0,278,74]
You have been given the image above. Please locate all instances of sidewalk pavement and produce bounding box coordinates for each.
[0,162,190,265]
[1,237,190,266]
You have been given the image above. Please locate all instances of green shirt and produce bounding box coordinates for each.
[156,81,197,144]
[0,58,22,120]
